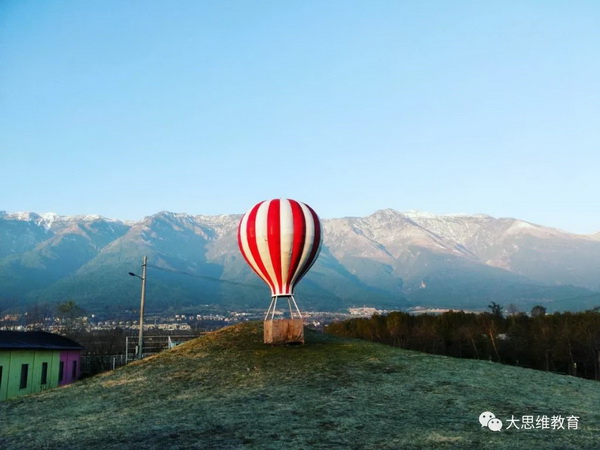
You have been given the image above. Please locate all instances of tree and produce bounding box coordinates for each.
[56,300,84,333]
[25,303,53,331]
[506,303,520,316]
[488,302,503,319]
[531,305,546,317]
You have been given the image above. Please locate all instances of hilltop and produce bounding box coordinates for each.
[1,322,599,449]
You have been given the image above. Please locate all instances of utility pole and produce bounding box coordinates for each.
[137,256,147,360]
[129,256,147,360]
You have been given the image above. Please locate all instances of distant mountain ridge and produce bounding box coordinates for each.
[1,209,599,312]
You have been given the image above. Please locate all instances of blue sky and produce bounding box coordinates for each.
[1,1,599,233]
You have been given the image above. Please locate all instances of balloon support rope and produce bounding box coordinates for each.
[264,297,276,321]
[264,295,303,321]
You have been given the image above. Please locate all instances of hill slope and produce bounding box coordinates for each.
[1,322,599,449]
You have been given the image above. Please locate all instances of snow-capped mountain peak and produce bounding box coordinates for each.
[1,208,600,312]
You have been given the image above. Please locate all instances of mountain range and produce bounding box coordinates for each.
[1,209,599,313]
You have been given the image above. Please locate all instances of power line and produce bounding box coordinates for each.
[146,263,398,305]
[146,264,264,290]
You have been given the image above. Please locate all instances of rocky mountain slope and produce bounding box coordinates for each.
[0,209,598,312]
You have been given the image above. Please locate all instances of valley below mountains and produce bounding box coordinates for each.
[1,209,599,313]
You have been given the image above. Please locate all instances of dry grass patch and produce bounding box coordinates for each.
[1,322,599,449]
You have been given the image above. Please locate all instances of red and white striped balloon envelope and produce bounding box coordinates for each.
[237,199,322,298]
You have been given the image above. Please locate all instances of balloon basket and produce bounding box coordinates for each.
[264,318,304,345]
[263,295,304,345]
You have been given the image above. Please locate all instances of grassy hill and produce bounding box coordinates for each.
[1,322,600,449]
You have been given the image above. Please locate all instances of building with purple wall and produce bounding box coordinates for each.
[59,349,81,386]
[0,331,83,401]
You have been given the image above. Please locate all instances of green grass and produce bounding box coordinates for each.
[1,322,599,449]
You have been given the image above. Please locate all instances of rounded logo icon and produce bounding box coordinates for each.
[479,411,495,427]
[488,418,503,432]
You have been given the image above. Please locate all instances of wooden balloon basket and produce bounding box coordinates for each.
[264,295,304,345]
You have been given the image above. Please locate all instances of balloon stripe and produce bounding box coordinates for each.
[238,223,273,290]
[255,200,279,295]
[267,199,283,295]
[296,204,322,280]
[287,199,306,292]
[290,202,316,288]
[247,204,273,291]
[243,202,276,295]
[279,199,295,295]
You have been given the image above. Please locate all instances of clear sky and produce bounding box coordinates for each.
[1,1,599,233]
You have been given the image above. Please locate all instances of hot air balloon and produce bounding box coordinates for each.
[238,198,322,344]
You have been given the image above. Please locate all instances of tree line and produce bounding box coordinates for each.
[325,305,600,381]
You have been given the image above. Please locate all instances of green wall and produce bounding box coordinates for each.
[0,352,9,400]
[0,350,60,401]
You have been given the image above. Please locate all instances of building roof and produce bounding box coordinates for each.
[0,331,83,350]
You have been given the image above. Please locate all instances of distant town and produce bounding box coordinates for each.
[0,305,396,334]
